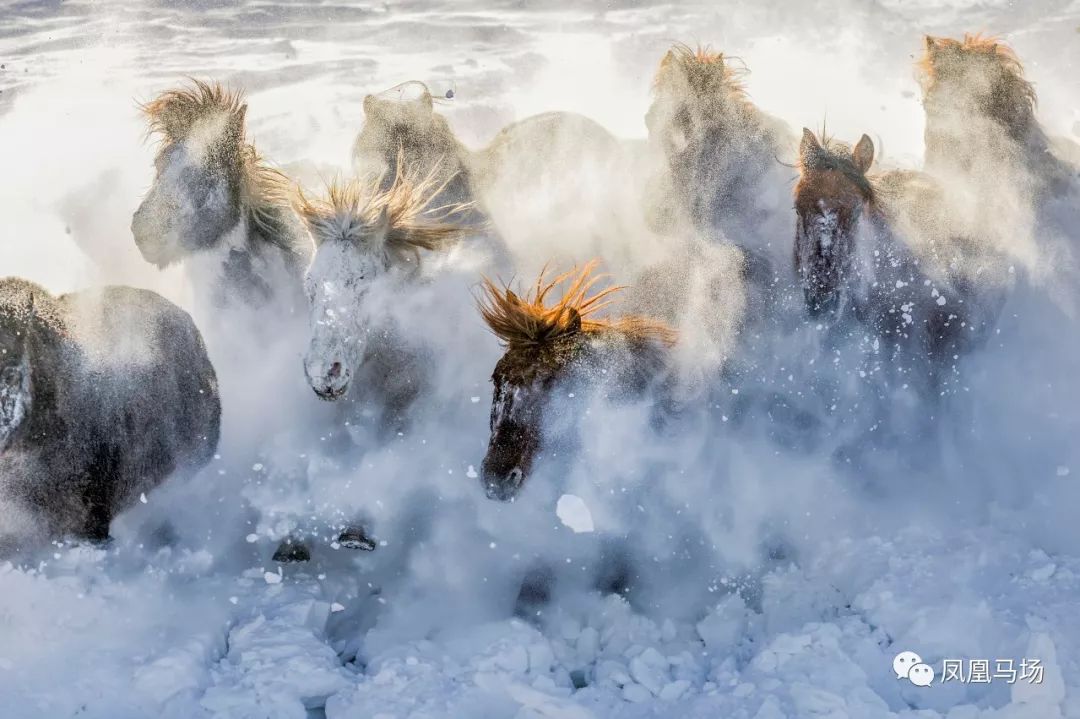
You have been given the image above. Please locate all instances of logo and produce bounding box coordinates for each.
[893,651,935,687]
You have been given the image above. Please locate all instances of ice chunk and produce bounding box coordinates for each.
[556,494,594,533]
[628,647,670,695]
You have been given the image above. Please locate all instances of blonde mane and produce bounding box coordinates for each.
[477,262,677,350]
[295,156,476,258]
[653,43,749,100]
[141,79,246,144]
[917,34,1037,134]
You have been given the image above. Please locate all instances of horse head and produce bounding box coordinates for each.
[793,128,875,316]
[477,263,674,501]
[0,279,66,452]
[132,81,252,267]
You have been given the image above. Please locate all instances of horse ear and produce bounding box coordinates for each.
[924,36,939,56]
[800,128,822,167]
[565,307,582,334]
[363,95,376,116]
[419,91,433,112]
[853,134,874,173]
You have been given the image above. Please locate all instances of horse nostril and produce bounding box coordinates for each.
[508,467,523,485]
[328,361,342,379]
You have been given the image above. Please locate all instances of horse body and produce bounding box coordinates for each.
[476,264,675,501]
[0,278,220,546]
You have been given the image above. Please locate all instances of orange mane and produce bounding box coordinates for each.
[477,261,676,350]
[917,34,1036,120]
[653,43,747,98]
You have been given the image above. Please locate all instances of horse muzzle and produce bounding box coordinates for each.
[306,359,351,401]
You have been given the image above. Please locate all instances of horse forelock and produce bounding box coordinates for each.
[654,43,748,101]
[142,79,246,145]
[297,157,475,258]
[797,137,875,206]
[477,262,676,354]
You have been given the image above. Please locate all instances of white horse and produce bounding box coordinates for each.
[297,161,478,433]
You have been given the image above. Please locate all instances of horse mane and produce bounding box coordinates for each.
[653,43,749,99]
[477,262,677,350]
[295,155,475,258]
[141,79,246,144]
[142,79,306,257]
[240,146,305,253]
[797,131,876,202]
[917,34,1037,136]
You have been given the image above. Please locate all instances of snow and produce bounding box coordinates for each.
[2,0,1080,718]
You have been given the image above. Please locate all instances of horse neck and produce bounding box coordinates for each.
[583,329,668,397]
[189,210,306,317]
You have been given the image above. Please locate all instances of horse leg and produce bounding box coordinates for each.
[81,447,118,544]
[514,565,555,620]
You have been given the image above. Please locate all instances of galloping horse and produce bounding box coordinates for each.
[133,80,309,312]
[794,128,1007,393]
[644,45,794,249]
[476,262,675,501]
[297,160,476,427]
[918,35,1080,280]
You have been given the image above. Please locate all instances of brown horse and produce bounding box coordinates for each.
[644,44,794,244]
[918,35,1077,195]
[476,263,675,500]
[794,128,1006,386]
[918,35,1080,282]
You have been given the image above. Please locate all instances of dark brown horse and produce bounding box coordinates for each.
[476,263,675,500]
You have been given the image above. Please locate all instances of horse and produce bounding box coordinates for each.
[132,80,310,312]
[793,128,1007,394]
[0,278,220,549]
[917,35,1080,279]
[133,80,341,564]
[296,160,477,429]
[476,262,676,501]
[351,82,631,267]
[644,45,795,251]
[352,81,477,214]
[918,34,1078,198]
